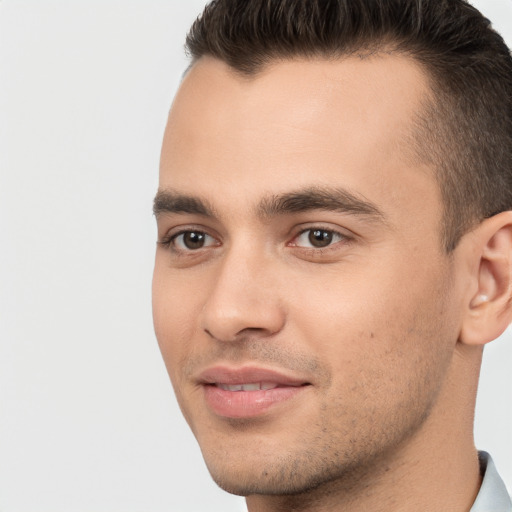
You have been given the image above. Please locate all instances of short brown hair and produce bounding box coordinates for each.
[185,0,512,251]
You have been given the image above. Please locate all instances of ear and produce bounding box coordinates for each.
[459,211,512,346]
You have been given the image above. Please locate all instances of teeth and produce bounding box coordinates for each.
[218,384,243,391]
[217,382,279,391]
[239,383,261,391]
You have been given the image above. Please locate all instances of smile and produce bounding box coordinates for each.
[216,382,286,391]
[198,366,311,418]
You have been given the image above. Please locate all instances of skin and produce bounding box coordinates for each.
[153,55,512,512]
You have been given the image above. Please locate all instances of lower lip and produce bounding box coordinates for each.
[203,385,307,418]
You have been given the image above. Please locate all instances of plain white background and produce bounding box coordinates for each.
[0,1,511,511]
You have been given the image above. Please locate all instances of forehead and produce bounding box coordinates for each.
[160,55,439,227]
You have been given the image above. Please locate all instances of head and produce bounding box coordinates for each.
[153,0,512,505]
[185,0,512,252]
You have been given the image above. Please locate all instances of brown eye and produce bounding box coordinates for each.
[183,232,206,249]
[173,231,216,251]
[308,229,334,248]
[292,228,346,249]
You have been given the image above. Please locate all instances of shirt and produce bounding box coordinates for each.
[471,452,512,512]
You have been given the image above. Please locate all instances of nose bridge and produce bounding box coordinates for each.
[200,237,285,342]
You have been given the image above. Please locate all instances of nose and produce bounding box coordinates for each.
[200,246,286,343]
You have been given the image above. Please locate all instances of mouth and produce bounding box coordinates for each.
[198,366,311,419]
[215,382,299,391]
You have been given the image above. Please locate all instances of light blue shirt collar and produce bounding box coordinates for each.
[471,452,512,512]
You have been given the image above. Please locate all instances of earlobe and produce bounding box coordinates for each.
[459,211,512,346]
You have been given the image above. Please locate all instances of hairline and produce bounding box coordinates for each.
[182,49,456,252]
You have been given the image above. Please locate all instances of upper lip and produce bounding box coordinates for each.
[197,365,310,387]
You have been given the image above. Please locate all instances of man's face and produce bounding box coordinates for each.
[153,56,466,495]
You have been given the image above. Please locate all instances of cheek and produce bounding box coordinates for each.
[152,267,205,427]
[288,256,455,395]
[152,264,201,377]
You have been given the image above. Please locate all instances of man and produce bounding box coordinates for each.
[152,0,512,510]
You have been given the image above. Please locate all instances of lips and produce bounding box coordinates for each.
[197,366,310,418]
[216,382,280,391]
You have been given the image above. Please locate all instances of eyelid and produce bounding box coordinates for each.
[158,225,222,251]
[287,225,354,247]
[173,231,217,251]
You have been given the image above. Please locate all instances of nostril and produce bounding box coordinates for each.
[200,295,286,342]
[239,327,268,335]
[203,325,277,343]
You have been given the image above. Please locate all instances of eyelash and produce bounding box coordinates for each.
[158,226,351,255]
[158,229,217,252]
[289,227,349,250]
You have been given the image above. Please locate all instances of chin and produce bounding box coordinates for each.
[200,446,360,498]
[205,465,309,497]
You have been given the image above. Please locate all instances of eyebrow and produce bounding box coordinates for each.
[257,186,385,221]
[153,186,385,222]
[153,190,217,218]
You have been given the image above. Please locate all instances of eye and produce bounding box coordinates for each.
[172,231,217,251]
[292,228,346,248]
